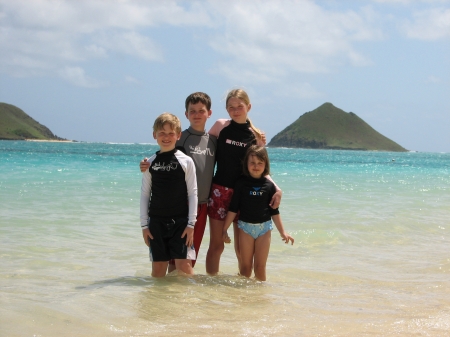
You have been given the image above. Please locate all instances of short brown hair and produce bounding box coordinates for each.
[242,145,270,177]
[185,92,212,111]
[153,113,182,134]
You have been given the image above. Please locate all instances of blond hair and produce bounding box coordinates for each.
[225,89,263,140]
[153,113,182,134]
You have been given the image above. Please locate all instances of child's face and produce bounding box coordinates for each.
[247,154,265,179]
[185,102,211,130]
[153,123,181,152]
[226,97,251,124]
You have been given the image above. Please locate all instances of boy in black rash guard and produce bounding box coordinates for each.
[140,92,217,272]
[140,113,198,277]
[222,145,293,281]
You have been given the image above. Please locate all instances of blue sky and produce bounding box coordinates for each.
[1,0,449,152]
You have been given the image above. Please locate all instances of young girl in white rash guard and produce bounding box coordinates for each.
[222,145,294,281]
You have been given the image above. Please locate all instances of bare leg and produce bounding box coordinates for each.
[205,218,225,275]
[175,259,194,276]
[232,221,242,271]
[238,229,255,278]
[152,261,169,278]
[167,263,176,273]
[253,231,271,281]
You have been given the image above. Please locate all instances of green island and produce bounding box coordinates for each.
[0,102,69,141]
[268,102,407,152]
[1,101,407,151]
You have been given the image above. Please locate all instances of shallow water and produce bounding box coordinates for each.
[1,141,449,336]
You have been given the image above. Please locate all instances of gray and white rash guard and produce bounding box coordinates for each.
[177,127,216,204]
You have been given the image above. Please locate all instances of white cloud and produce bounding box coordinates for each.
[0,0,212,82]
[207,0,382,85]
[2,0,447,91]
[402,8,450,40]
[84,45,108,59]
[93,32,163,62]
[58,66,108,88]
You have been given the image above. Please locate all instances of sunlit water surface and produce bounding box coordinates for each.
[1,141,449,336]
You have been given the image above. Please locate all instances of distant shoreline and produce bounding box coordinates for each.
[25,139,75,143]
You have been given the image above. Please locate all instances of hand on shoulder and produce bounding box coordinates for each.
[140,158,150,172]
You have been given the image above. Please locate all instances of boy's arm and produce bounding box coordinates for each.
[140,166,153,245]
[181,227,194,248]
[184,157,198,226]
[271,214,294,245]
[142,228,153,247]
[140,158,150,172]
[182,157,197,247]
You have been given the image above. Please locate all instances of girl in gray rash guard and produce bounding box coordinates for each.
[222,145,294,281]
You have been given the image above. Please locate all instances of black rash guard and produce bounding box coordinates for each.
[213,120,257,188]
[228,176,280,224]
[140,149,197,229]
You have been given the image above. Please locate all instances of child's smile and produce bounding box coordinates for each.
[247,155,265,179]
[153,123,181,152]
[226,97,251,124]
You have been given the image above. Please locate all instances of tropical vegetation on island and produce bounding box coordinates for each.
[0,103,66,141]
[268,102,407,152]
[1,101,407,151]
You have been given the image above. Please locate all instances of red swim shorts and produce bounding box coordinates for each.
[207,183,238,221]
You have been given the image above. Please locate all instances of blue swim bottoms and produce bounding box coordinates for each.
[237,220,273,239]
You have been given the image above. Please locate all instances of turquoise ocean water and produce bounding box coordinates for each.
[1,140,449,336]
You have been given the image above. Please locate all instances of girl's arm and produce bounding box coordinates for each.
[222,179,243,243]
[271,214,294,245]
[265,175,282,208]
[222,211,237,243]
[256,136,265,146]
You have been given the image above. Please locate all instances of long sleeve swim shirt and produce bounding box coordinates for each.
[140,149,197,229]
[212,120,257,188]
